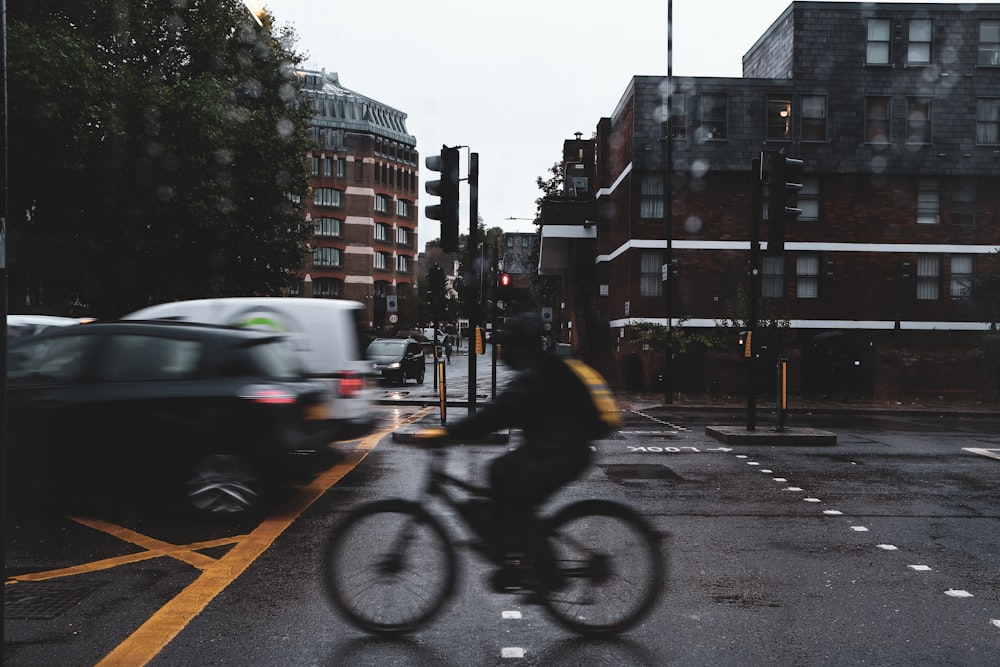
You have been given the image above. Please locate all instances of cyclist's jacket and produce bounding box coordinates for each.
[446,354,621,451]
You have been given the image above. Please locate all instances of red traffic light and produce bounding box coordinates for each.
[500,273,512,287]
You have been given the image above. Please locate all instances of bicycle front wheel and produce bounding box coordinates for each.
[539,499,663,635]
[322,499,457,635]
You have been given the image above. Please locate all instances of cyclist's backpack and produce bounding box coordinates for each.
[561,358,623,437]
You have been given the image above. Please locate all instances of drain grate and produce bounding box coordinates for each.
[5,579,107,620]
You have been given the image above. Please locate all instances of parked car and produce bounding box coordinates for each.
[6,314,93,340]
[366,338,426,384]
[6,321,330,515]
[124,297,374,439]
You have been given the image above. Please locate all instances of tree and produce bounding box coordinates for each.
[6,0,313,318]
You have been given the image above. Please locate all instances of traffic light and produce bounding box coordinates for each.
[428,263,446,317]
[766,153,803,254]
[498,272,512,302]
[425,146,460,253]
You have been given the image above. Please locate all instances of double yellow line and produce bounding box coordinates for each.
[6,408,432,666]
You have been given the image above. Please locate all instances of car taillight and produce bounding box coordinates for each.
[240,385,297,404]
[337,371,363,398]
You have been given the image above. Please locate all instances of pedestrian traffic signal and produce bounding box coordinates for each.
[425,146,460,253]
[498,272,512,301]
[766,153,803,254]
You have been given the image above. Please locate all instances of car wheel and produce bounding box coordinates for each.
[185,454,260,515]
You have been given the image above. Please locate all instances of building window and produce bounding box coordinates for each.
[310,156,320,176]
[396,226,410,246]
[639,252,663,297]
[312,247,341,267]
[396,255,411,273]
[916,254,940,300]
[314,217,342,237]
[951,179,977,226]
[907,19,932,64]
[640,174,664,219]
[336,158,346,178]
[699,94,728,140]
[801,95,827,142]
[374,252,390,271]
[917,178,940,224]
[374,222,390,242]
[396,199,411,218]
[663,92,686,139]
[313,187,342,207]
[313,277,342,298]
[950,255,973,301]
[906,98,932,144]
[798,178,820,221]
[767,95,792,141]
[761,255,785,298]
[867,18,891,65]
[866,96,891,143]
[979,20,1000,66]
[795,253,819,299]
[322,156,334,177]
[976,98,1000,144]
[374,194,390,213]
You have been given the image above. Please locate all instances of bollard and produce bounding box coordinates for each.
[776,357,788,431]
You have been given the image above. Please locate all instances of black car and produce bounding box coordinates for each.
[365,338,426,384]
[6,321,330,515]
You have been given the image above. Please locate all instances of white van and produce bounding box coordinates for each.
[124,297,374,439]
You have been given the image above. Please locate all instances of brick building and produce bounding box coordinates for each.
[295,70,420,328]
[539,2,1000,398]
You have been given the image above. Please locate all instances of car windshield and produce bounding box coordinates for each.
[367,341,406,357]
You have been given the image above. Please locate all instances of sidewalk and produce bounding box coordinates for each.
[616,391,1000,417]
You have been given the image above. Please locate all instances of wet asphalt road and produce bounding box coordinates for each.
[4,365,1000,665]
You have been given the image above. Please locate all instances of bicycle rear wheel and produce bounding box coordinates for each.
[322,499,457,635]
[538,499,663,635]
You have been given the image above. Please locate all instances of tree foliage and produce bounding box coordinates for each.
[7,0,313,317]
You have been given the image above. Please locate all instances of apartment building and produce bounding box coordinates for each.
[295,69,420,328]
[540,2,1000,398]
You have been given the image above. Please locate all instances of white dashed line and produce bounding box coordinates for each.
[783,487,804,492]
[876,544,899,551]
[851,526,869,532]
[804,497,821,503]
[760,469,773,473]
[908,565,932,571]
[991,620,1000,629]
[945,589,974,598]
[502,610,522,619]
[501,647,526,658]
[822,510,843,515]
[773,477,787,482]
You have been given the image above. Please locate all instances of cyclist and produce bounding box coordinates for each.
[415,313,621,587]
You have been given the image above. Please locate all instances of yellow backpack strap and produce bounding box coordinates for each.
[562,358,624,429]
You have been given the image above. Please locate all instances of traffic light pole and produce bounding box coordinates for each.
[466,152,479,414]
[747,155,762,431]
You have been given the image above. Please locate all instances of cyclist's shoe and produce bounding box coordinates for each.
[490,554,530,593]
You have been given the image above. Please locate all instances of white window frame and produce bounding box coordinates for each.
[907,19,932,65]
[950,255,973,301]
[917,178,940,224]
[313,187,341,207]
[796,253,820,299]
[639,251,663,297]
[314,217,342,237]
[916,254,941,300]
[867,18,891,65]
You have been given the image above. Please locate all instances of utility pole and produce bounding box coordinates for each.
[747,155,762,431]
[467,152,479,414]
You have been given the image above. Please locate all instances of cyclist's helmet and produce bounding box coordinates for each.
[492,313,543,351]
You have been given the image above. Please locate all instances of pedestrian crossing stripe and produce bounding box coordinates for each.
[962,448,1000,461]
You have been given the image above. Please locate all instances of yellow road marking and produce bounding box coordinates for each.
[5,407,432,666]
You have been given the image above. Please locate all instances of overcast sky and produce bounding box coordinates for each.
[265,0,973,241]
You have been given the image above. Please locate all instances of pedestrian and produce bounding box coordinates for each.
[445,336,452,364]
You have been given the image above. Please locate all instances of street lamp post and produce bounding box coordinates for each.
[662,0,674,404]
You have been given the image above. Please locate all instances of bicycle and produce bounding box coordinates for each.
[321,437,664,636]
